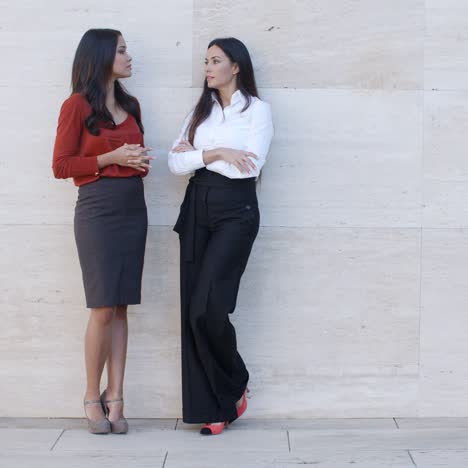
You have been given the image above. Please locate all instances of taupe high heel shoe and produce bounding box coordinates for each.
[100,390,129,434]
[83,399,111,434]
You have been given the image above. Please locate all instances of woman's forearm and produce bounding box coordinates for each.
[202,148,223,165]
[97,151,117,169]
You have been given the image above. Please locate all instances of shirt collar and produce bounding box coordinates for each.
[211,89,246,108]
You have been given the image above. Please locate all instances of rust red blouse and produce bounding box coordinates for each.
[52,93,147,186]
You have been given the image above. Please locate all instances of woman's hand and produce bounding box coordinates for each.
[172,140,195,153]
[110,143,154,172]
[218,148,258,174]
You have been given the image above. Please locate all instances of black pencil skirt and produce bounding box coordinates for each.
[74,176,148,309]
[174,168,259,423]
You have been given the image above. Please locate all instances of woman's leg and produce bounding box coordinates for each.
[180,223,212,423]
[84,306,114,420]
[105,305,128,421]
[178,184,257,424]
[186,217,257,423]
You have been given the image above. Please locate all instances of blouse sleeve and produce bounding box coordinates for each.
[52,96,99,179]
[167,111,206,176]
[206,100,274,179]
[244,100,274,174]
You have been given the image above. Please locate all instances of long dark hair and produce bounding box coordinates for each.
[187,37,258,144]
[71,28,143,136]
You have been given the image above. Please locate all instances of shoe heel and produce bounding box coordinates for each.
[100,390,128,434]
[229,387,249,424]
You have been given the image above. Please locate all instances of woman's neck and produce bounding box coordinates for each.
[218,83,238,108]
[106,80,117,109]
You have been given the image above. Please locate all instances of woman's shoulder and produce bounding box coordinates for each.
[250,95,271,108]
[60,93,91,114]
[248,96,272,117]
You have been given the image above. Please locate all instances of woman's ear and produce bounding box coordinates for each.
[232,62,240,76]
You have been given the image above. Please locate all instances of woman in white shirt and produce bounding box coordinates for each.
[168,37,274,435]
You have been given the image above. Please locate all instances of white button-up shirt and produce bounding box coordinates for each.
[168,90,274,178]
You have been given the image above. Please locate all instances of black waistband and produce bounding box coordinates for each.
[191,168,256,188]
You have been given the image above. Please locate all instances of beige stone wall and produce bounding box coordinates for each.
[1,0,467,417]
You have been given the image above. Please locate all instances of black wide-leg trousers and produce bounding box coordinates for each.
[174,169,259,423]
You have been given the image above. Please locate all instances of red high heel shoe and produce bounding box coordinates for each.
[200,421,228,435]
[229,387,249,424]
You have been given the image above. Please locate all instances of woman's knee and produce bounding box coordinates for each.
[189,306,227,338]
[90,307,114,326]
[114,305,128,320]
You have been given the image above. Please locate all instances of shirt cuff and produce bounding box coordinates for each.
[189,149,206,170]
[89,156,100,176]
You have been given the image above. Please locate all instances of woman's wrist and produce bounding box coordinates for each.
[97,151,115,168]
[202,148,223,164]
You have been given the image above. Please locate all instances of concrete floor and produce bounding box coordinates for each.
[1,417,468,467]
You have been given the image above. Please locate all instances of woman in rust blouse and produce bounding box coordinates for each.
[52,29,152,434]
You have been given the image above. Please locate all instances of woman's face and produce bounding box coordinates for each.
[112,35,132,79]
[205,45,239,89]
